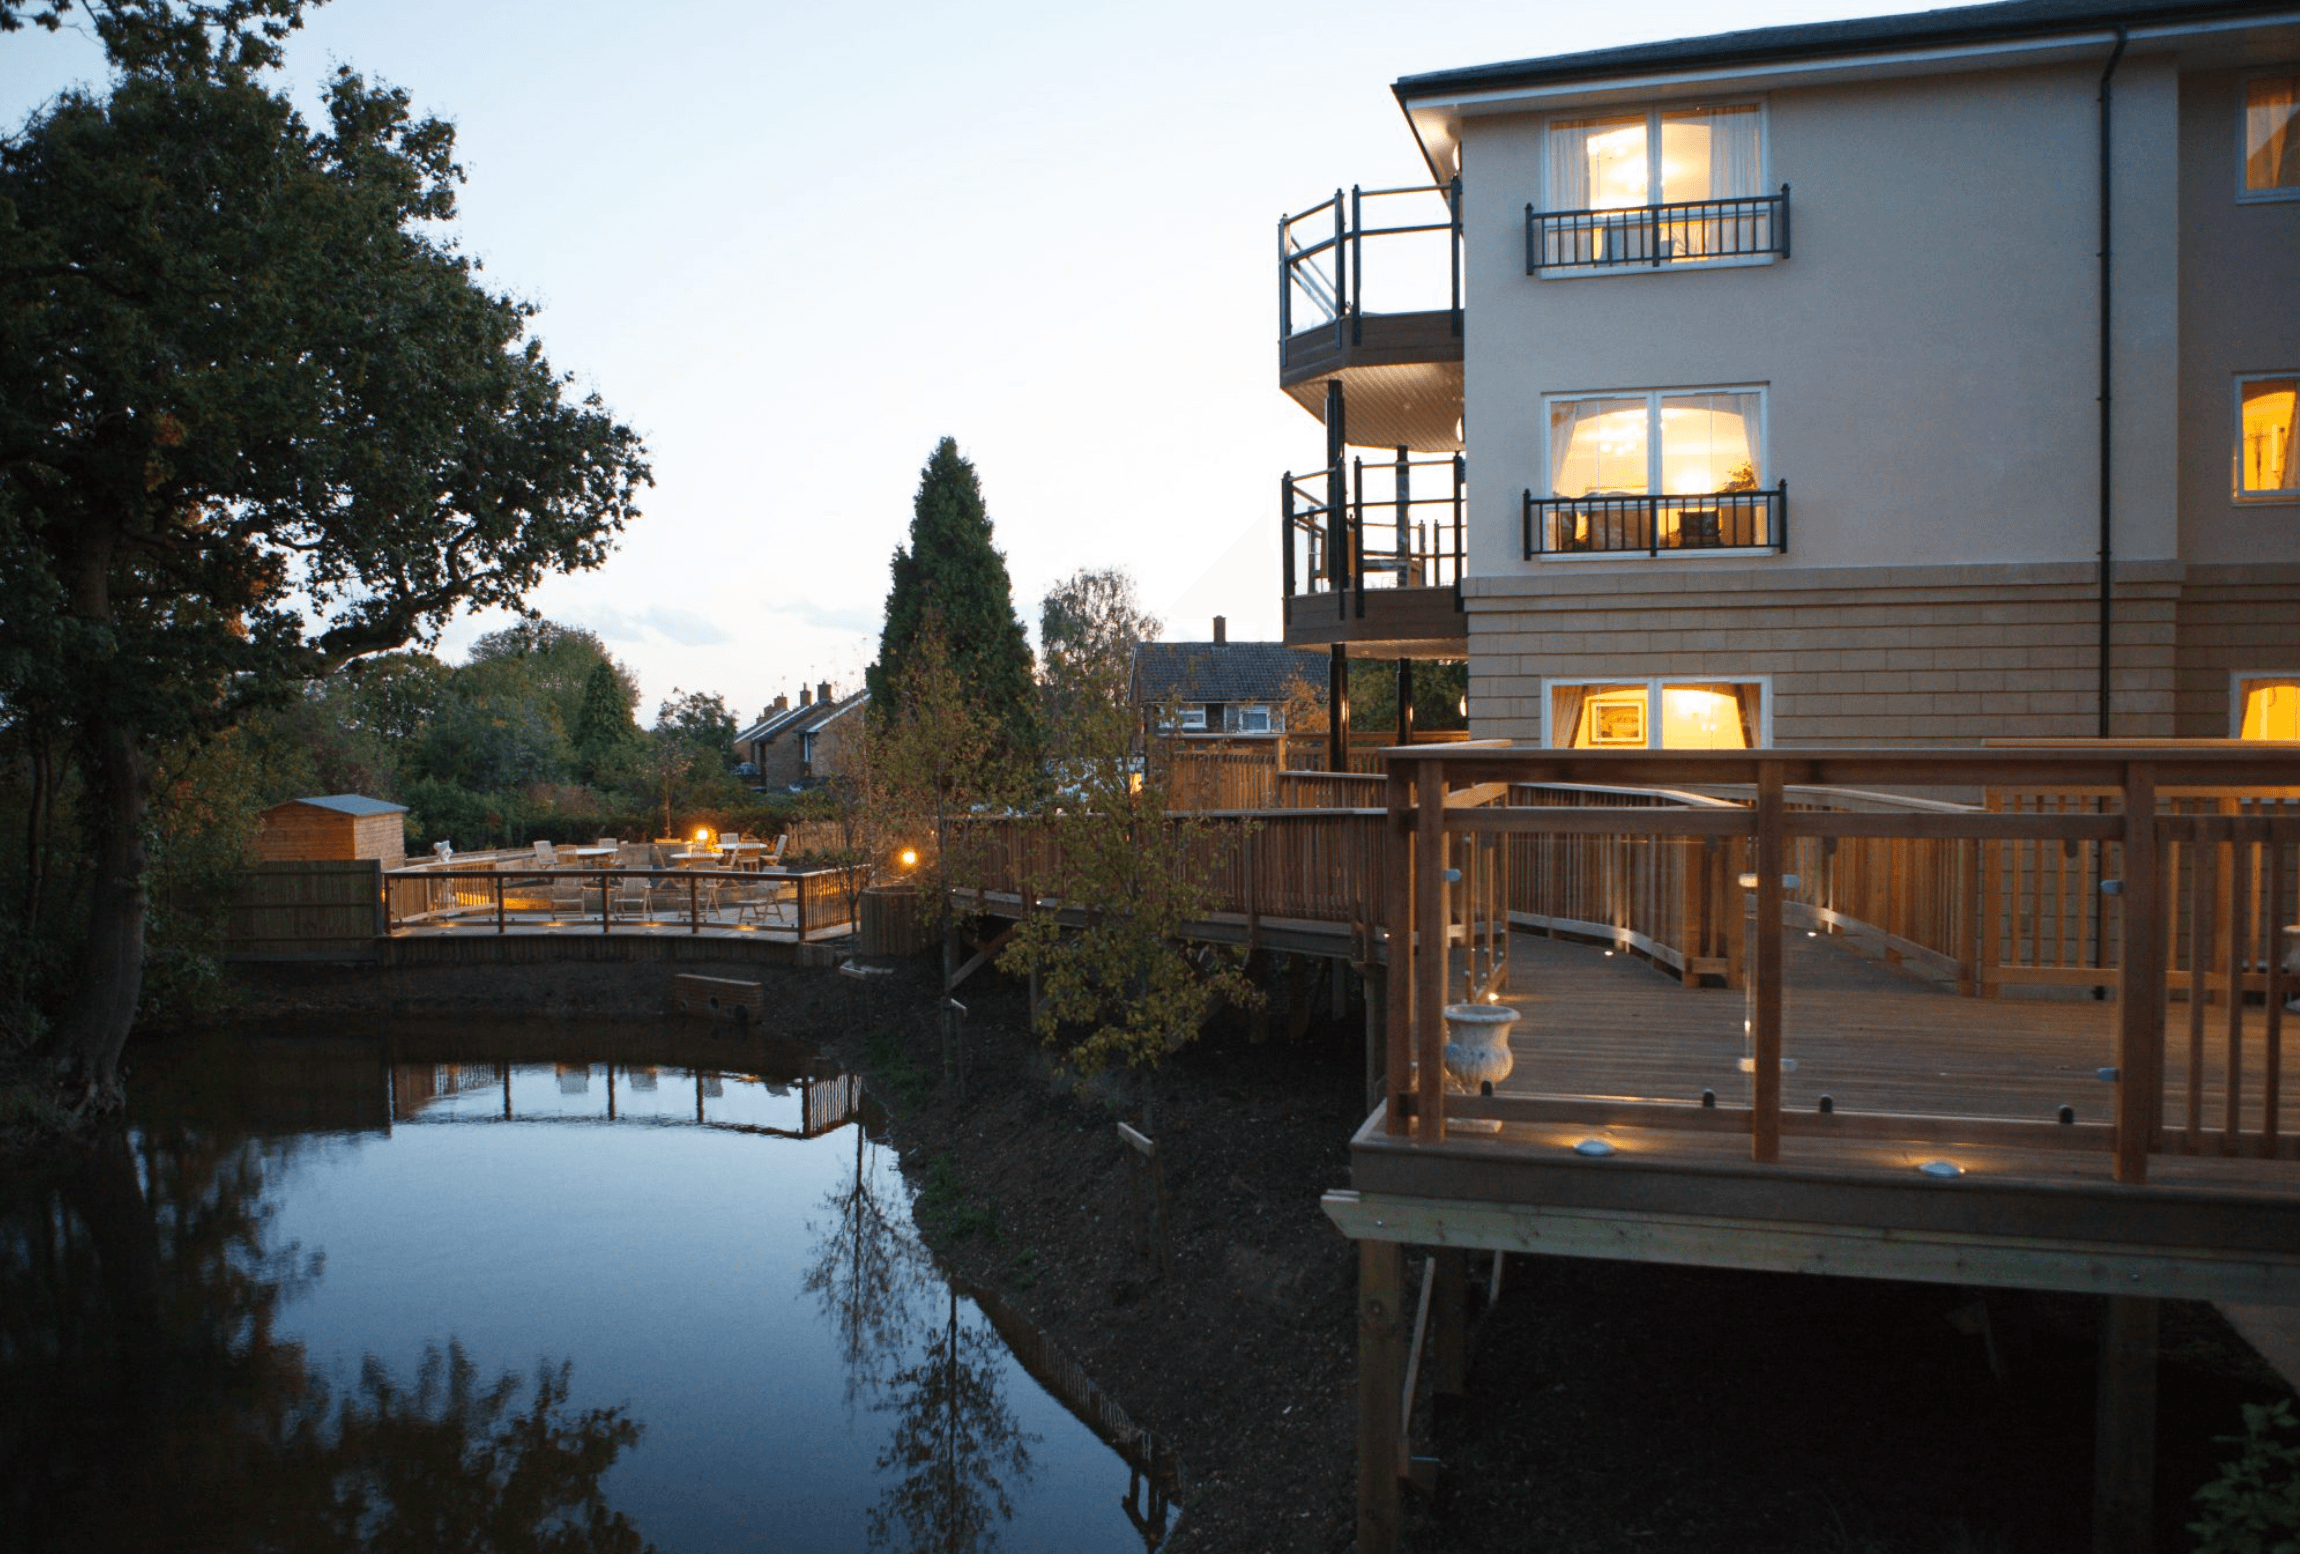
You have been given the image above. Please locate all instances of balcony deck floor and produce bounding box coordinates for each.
[1492,929,2298,1142]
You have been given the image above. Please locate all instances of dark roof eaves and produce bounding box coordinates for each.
[1393,0,2290,100]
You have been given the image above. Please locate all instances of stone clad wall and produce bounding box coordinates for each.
[1457,559,2251,747]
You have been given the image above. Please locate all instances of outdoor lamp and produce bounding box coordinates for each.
[899,847,919,870]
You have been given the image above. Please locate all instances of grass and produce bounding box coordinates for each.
[917,1152,1001,1244]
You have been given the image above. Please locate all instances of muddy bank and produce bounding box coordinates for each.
[220,953,2290,1554]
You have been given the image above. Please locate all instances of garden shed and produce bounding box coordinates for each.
[252,794,408,866]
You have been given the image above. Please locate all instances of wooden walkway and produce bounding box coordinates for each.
[1497,930,2300,1141]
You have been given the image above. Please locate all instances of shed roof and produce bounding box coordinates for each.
[274,794,407,817]
[1132,642,1327,707]
[1395,0,2291,100]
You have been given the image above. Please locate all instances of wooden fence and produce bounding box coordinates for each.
[224,860,383,961]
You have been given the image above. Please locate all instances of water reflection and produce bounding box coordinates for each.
[2,1027,1158,1553]
[0,1125,650,1553]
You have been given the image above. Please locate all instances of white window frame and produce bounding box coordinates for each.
[2236,71,2300,205]
[1177,705,1209,732]
[1538,384,1776,559]
[1542,675,1774,750]
[1536,98,1776,278]
[2234,371,2300,502]
[1236,704,1273,734]
[2229,670,2300,738]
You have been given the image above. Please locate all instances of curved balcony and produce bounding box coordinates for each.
[1279,182,1464,454]
[1281,450,1467,657]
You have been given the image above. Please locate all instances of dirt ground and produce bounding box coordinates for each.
[227,950,2293,1554]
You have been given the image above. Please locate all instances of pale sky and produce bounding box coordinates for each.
[2,0,1955,728]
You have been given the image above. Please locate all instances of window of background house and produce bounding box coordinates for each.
[2235,675,2300,740]
[2242,75,2299,198]
[1548,680,1766,749]
[2238,375,2299,498]
[1237,705,1272,733]
[1179,705,1208,731]
[1550,390,1763,498]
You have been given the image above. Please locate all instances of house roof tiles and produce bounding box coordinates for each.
[1132,641,1326,707]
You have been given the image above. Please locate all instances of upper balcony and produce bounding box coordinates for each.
[1279,182,1464,454]
[1281,449,1467,657]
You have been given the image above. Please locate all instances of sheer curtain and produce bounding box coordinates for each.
[1546,119,1596,265]
[1548,685,1587,749]
[2246,77,2299,192]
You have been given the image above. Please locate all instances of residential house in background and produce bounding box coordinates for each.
[735,682,870,788]
[1277,0,2300,749]
[1131,617,1326,736]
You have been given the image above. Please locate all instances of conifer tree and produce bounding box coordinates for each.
[867,438,1039,757]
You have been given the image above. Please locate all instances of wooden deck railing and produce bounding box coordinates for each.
[382,864,862,941]
[1372,745,2299,1184]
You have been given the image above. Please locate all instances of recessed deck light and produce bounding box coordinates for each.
[1572,1138,1616,1157]
[1917,1159,1963,1179]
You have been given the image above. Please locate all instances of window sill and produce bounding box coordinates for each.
[1530,545,1783,563]
[2234,491,2300,506]
[2234,187,2300,205]
[1534,252,1781,280]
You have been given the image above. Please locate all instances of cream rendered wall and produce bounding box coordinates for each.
[2177,65,2300,563]
[1458,55,2185,582]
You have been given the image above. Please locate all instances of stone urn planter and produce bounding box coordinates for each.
[1442,1001,1519,1133]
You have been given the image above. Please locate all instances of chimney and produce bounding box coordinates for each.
[818,679,833,706]
[773,693,788,712]
[799,687,813,707]
[1212,615,1227,644]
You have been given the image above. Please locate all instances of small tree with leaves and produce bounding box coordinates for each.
[997,625,1257,1073]
[870,612,1025,988]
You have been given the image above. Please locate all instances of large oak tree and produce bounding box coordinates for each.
[0,1,651,1098]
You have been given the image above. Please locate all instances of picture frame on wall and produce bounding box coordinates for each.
[1592,696,1646,747]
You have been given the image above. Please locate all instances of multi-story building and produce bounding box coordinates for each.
[1277,0,2300,750]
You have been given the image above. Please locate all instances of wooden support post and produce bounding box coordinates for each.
[1364,963,1386,1117]
[1358,1238,1405,1554]
[1414,759,1448,1142]
[1431,1248,1468,1397]
[1752,762,1785,1163]
[2115,764,2161,1184]
[2092,1295,2159,1554]
[1385,767,1414,1135]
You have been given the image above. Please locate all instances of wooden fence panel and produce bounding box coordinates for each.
[226,860,383,961]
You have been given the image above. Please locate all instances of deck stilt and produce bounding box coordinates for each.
[1358,1237,1405,1553]
[2092,1294,2159,1554]
[1432,1247,1468,1397]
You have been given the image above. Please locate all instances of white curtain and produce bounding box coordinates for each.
[1549,399,1595,496]
[2247,77,2299,192]
[1547,120,1595,212]
[1703,105,1762,198]
[1548,685,1588,748]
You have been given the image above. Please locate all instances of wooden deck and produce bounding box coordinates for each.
[1494,930,2300,1141]
[1321,743,2300,1554]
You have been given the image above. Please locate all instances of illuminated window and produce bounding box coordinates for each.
[2242,76,2299,198]
[1550,389,1763,499]
[1548,679,1766,749]
[2236,676,2300,740]
[1542,104,1768,266]
[2237,375,2299,499]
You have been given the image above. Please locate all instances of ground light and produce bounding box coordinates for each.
[1572,1138,1617,1157]
[1917,1159,1965,1179]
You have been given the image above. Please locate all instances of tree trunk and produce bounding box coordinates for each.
[55,718,152,1099]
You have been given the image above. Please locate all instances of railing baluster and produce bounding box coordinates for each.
[2187,829,2211,1145]
[2225,835,2249,1154]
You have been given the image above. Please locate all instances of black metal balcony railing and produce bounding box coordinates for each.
[1526,186,1790,273]
[1522,483,1788,557]
[1285,451,1467,620]
[1280,180,1461,366]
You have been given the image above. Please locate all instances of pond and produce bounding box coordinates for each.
[1,1024,1176,1553]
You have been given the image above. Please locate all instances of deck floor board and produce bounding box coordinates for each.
[1497,931,2298,1139]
